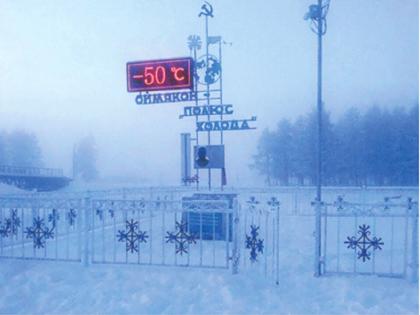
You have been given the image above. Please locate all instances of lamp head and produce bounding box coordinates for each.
[304,4,321,20]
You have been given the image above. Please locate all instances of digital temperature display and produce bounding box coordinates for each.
[126,57,193,92]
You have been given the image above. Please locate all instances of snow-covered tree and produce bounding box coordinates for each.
[7,130,43,167]
[0,132,9,165]
[73,135,98,181]
[252,104,419,186]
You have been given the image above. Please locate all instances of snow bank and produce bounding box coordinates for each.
[0,259,417,314]
[0,183,27,195]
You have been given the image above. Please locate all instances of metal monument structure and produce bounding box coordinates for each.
[180,2,257,190]
[126,2,257,190]
[304,0,331,277]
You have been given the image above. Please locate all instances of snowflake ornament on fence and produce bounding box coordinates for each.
[67,209,77,226]
[247,196,260,213]
[166,221,197,255]
[344,224,384,262]
[48,209,60,228]
[9,209,21,235]
[25,217,54,249]
[0,223,8,237]
[0,209,21,237]
[334,195,345,211]
[117,219,148,253]
[96,208,104,220]
[245,225,264,262]
[267,197,280,210]
[108,201,115,218]
[128,201,138,214]
[138,199,146,212]
[155,197,162,209]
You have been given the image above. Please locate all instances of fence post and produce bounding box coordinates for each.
[314,200,322,277]
[275,203,280,285]
[82,196,92,267]
[411,202,418,283]
[232,198,240,275]
[149,187,154,201]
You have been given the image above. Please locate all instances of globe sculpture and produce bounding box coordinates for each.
[195,54,221,85]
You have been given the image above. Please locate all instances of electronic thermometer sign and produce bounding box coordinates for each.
[127,57,193,92]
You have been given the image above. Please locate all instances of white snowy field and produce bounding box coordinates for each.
[0,214,418,315]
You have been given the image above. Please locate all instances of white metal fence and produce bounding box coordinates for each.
[3,186,417,216]
[313,197,419,282]
[0,197,83,262]
[0,188,417,285]
[88,198,236,270]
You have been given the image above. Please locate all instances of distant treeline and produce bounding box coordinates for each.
[0,130,43,167]
[0,131,98,181]
[252,105,419,186]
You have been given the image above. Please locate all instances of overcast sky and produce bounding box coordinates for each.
[0,0,418,186]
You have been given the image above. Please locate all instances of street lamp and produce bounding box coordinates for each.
[304,0,330,202]
[304,0,331,277]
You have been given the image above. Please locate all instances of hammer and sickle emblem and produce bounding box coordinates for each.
[198,1,214,18]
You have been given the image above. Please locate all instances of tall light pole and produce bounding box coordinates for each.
[305,0,330,277]
[304,0,330,202]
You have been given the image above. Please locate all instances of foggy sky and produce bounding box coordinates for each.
[0,0,418,185]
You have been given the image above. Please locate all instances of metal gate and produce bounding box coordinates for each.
[236,196,281,284]
[314,197,418,281]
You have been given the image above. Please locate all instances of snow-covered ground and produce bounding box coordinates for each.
[0,258,417,314]
[0,213,417,314]
[0,183,27,195]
